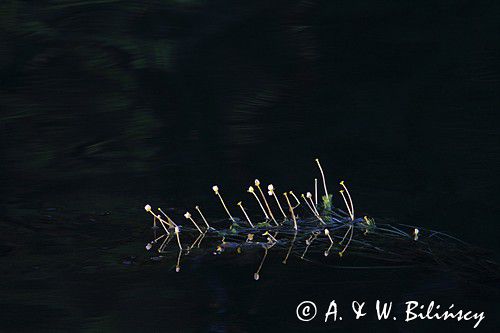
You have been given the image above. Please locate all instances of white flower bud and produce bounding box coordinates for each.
[144,204,152,212]
[254,179,260,186]
[212,185,219,193]
[413,228,419,241]
[268,184,274,191]
[146,243,152,250]
[248,186,254,193]
[184,212,191,219]
[306,192,312,198]
[268,190,273,196]
[324,229,330,235]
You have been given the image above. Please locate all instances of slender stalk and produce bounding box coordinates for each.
[340,181,354,219]
[195,205,211,230]
[158,208,176,228]
[176,249,182,272]
[145,205,170,234]
[268,184,287,219]
[301,232,319,259]
[156,216,171,234]
[289,191,301,209]
[187,233,203,252]
[237,201,254,228]
[154,233,166,243]
[339,224,352,245]
[254,247,269,281]
[339,190,354,220]
[195,232,207,248]
[174,226,182,251]
[324,228,334,256]
[315,158,329,198]
[283,230,297,264]
[283,192,297,230]
[158,233,173,253]
[306,192,322,217]
[151,212,170,235]
[302,193,325,224]
[248,186,269,219]
[212,185,235,222]
[339,225,354,257]
[184,212,202,233]
[314,178,318,206]
[263,230,278,243]
[146,233,166,250]
[255,179,277,224]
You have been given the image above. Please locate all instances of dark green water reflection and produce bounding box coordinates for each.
[1,1,499,331]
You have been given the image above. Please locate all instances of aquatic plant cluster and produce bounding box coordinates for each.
[143,159,497,281]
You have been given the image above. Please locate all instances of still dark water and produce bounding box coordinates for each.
[1,1,499,332]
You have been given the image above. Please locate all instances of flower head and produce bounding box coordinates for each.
[255,179,260,186]
[212,185,219,193]
[144,204,152,212]
[184,212,191,219]
[247,186,254,193]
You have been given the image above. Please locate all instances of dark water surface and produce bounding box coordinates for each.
[1,1,499,332]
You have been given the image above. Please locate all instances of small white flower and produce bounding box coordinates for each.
[146,243,152,250]
[254,179,260,186]
[248,186,254,193]
[184,212,191,219]
[268,184,274,191]
[268,190,273,196]
[175,226,180,233]
[306,192,312,198]
[212,185,219,193]
[144,204,152,212]
[324,229,330,235]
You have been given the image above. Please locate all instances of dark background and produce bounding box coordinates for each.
[1,1,499,332]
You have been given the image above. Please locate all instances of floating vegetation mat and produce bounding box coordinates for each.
[142,159,499,281]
